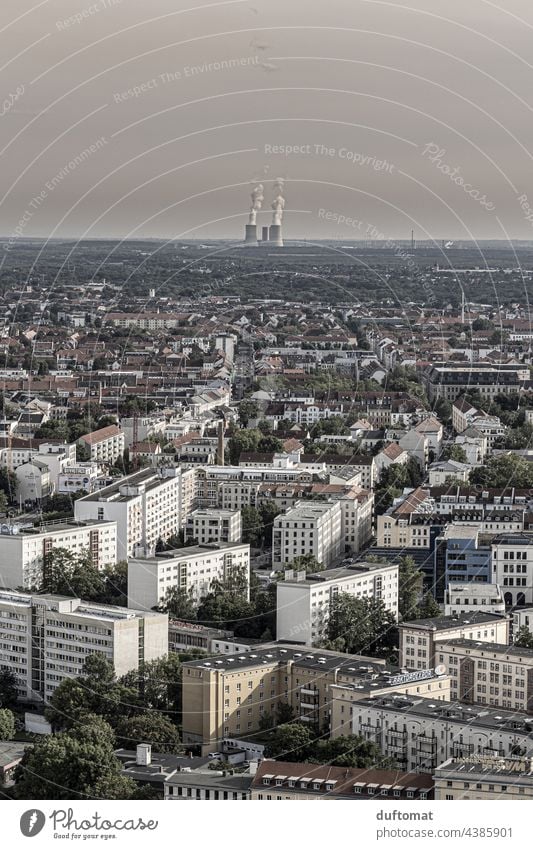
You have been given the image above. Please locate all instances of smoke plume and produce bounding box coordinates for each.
[248,183,264,225]
[271,177,285,225]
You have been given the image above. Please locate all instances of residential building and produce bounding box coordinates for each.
[491,533,533,607]
[414,417,443,456]
[127,542,250,610]
[436,524,492,589]
[14,459,51,504]
[434,756,533,800]
[272,500,343,569]
[428,460,471,487]
[185,508,242,545]
[251,760,434,800]
[164,771,252,800]
[425,364,527,402]
[435,639,533,712]
[0,520,118,590]
[168,620,253,655]
[182,645,450,754]
[276,561,398,645]
[352,695,533,774]
[0,589,167,702]
[75,467,195,560]
[57,462,100,494]
[78,424,125,465]
[399,612,510,670]
[444,583,506,617]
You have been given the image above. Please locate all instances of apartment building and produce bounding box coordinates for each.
[352,695,533,774]
[127,542,250,610]
[277,562,399,645]
[196,465,314,511]
[78,424,125,465]
[15,460,51,504]
[0,589,167,702]
[258,483,374,553]
[399,612,510,670]
[434,756,533,800]
[425,364,527,402]
[272,500,343,570]
[182,645,450,754]
[168,620,253,655]
[75,467,195,560]
[491,533,533,607]
[444,583,506,617]
[57,462,100,494]
[0,520,118,590]
[251,760,434,800]
[185,508,242,545]
[435,639,533,712]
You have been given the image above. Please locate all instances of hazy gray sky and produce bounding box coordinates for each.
[2,0,533,241]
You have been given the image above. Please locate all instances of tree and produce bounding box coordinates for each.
[418,592,441,618]
[41,548,106,601]
[264,722,314,761]
[442,444,468,463]
[470,454,533,489]
[115,713,182,754]
[514,626,533,649]
[120,655,182,718]
[13,716,136,800]
[227,428,260,464]
[0,668,19,709]
[326,594,397,659]
[158,586,197,620]
[241,506,263,547]
[258,501,280,546]
[312,735,396,769]
[238,399,259,428]
[398,556,423,621]
[0,708,15,741]
[284,554,324,573]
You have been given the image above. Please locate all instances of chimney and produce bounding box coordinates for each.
[136,743,152,766]
[217,419,225,466]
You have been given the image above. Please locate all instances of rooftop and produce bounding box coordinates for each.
[400,612,508,631]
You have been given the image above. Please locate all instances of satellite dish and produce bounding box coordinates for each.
[434,664,446,676]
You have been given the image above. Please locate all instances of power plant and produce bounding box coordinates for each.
[243,179,285,247]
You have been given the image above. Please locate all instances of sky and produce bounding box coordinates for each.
[2,0,533,242]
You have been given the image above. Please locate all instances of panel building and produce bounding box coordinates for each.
[399,612,510,671]
[277,562,399,645]
[0,520,118,590]
[127,542,250,610]
[272,500,343,570]
[0,589,168,703]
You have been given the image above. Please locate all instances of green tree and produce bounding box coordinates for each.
[313,735,396,769]
[115,712,182,754]
[442,444,468,463]
[398,556,423,621]
[0,668,19,709]
[326,594,397,659]
[227,428,261,464]
[0,708,15,740]
[418,592,441,618]
[13,716,136,800]
[514,626,533,649]
[158,586,197,620]
[41,548,106,601]
[264,722,314,761]
[241,506,263,547]
[258,501,280,546]
[284,554,324,573]
[470,454,533,489]
[120,655,182,718]
[238,399,259,428]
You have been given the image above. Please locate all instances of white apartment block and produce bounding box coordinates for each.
[276,562,399,645]
[436,639,533,713]
[0,589,168,702]
[78,424,125,465]
[185,508,242,545]
[491,533,533,607]
[352,695,533,774]
[444,583,506,617]
[196,465,315,511]
[75,467,195,560]
[272,500,343,570]
[127,542,251,610]
[0,520,118,590]
[399,612,510,670]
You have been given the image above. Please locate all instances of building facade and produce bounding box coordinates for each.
[272,500,343,570]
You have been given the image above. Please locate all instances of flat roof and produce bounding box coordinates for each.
[400,612,508,631]
[438,638,533,658]
[357,694,533,735]
[283,561,397,587]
